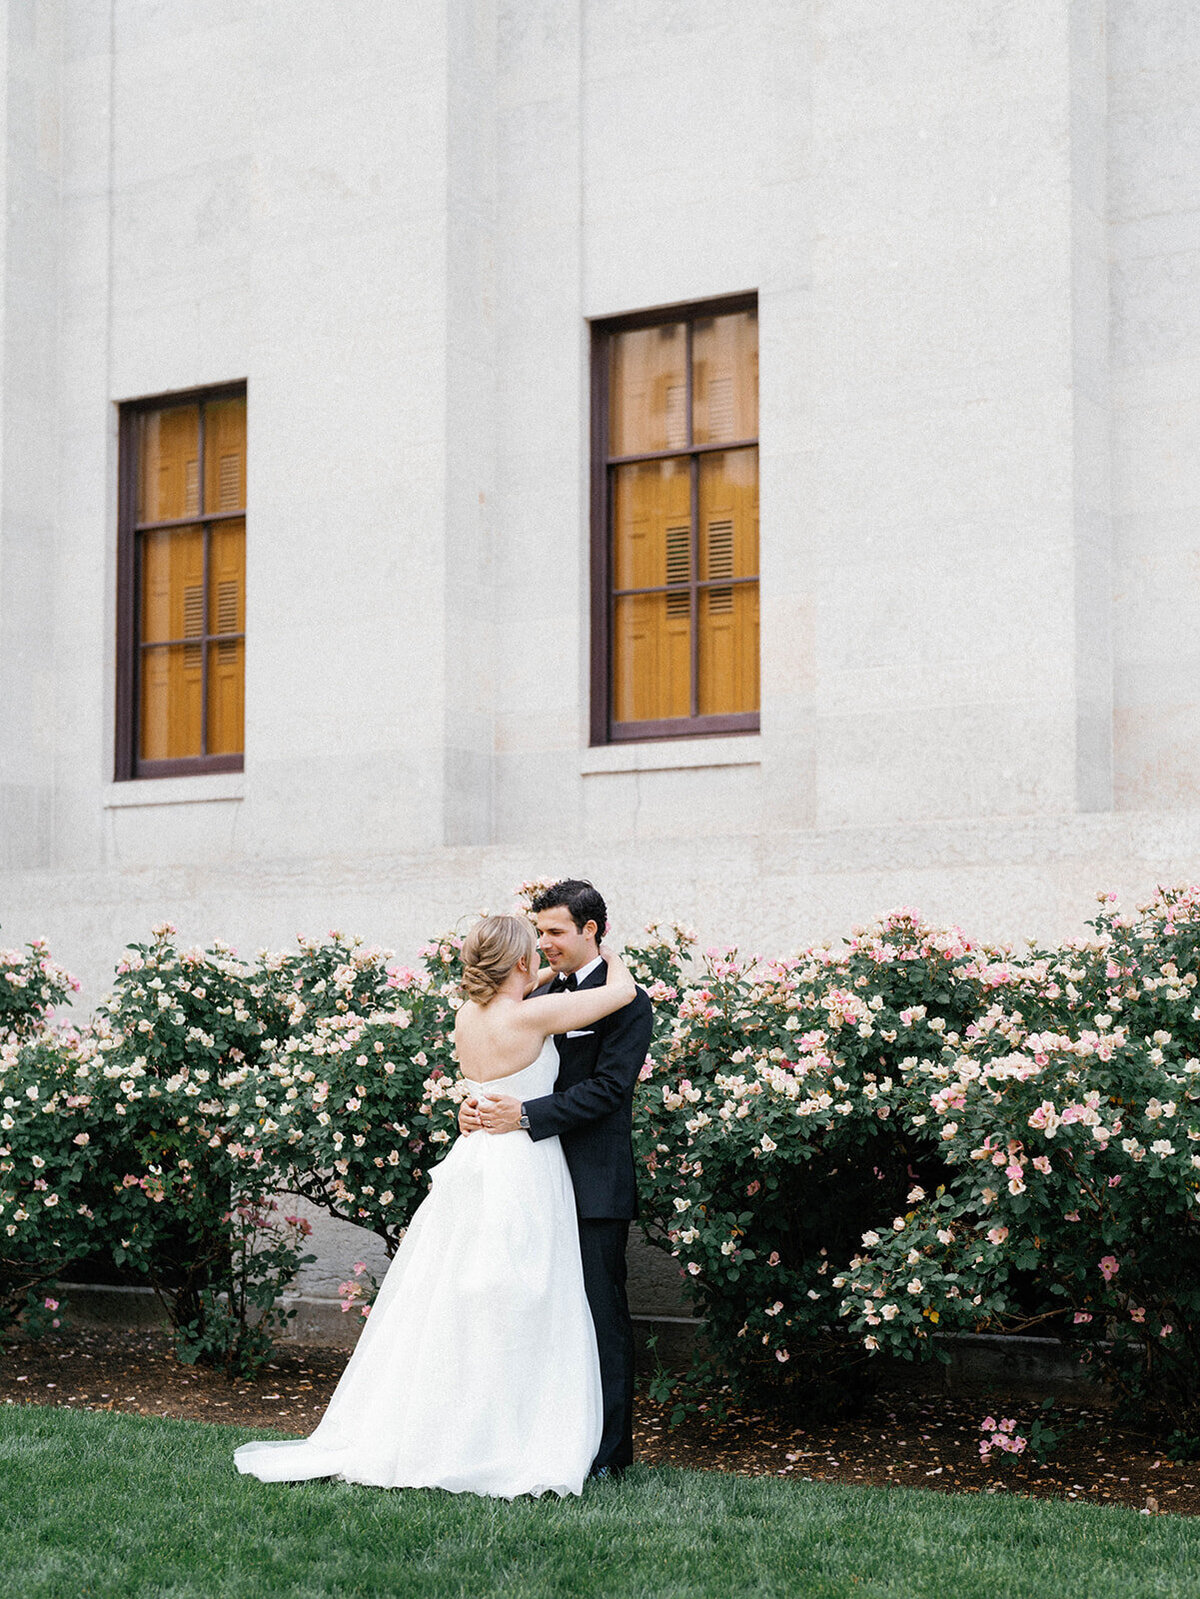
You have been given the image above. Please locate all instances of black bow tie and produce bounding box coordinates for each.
[551,972,578,992]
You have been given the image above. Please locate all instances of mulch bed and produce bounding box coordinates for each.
[3,1327,1197,1516]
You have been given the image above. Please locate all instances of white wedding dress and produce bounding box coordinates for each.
[233,1039,602,1498]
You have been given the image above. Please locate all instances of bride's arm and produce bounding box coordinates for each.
[525,946,636,1037]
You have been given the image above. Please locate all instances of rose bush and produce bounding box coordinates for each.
[837,888,1200,1439]
[0,926,317,1374]
[5,886,1200,1436]
[68,925,316,1374]
[0,1026,105,1330]
[633,910,995,1412]
[254,931,465,1256]
[1,935,77,1042]
[634,890,1200,1438]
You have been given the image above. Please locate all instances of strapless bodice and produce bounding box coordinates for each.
[458,1035,559,1101]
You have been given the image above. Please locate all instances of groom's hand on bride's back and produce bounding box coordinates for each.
[458,1096,483,1135]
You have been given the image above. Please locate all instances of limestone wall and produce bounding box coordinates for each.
[5,2,1200,1331]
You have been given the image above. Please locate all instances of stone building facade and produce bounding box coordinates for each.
[3,0,1200,1329]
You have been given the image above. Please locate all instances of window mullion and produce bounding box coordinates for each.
[606,459,616,740]
[689,451,699,723]
[198,401,209,759]
[132,526,143,774]
[686,321,699,721]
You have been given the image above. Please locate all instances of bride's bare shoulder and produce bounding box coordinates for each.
[452,994,540,1082]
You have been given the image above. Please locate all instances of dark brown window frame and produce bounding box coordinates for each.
[590,293,760,746]
[115,380,247,781]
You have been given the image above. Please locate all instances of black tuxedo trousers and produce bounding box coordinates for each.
[522,968,654,1474]
[579,1218,634,1473]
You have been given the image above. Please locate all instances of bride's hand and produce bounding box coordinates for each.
[476,1094,522,1135]
[458,1096,482,1136]
[599,944,634,986]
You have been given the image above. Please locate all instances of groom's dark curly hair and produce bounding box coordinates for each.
[529,879,608,940]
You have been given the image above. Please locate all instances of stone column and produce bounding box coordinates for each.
[442,0,498,846]
[0,0,61,872]
[809,0,1112,828]
[1071,0,1113,812]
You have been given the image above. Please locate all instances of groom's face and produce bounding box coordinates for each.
[535,907,598,975]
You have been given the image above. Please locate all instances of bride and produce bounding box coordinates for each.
[233,913,637,1498]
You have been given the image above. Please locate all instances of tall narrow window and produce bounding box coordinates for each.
[116,385,246,778]
[592,296,759,742]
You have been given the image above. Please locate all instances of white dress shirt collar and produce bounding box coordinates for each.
[571,955,604,985]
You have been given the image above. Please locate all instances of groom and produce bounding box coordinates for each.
[459,878,653,1479]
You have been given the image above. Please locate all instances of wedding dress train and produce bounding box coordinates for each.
[233,1038,602,1498]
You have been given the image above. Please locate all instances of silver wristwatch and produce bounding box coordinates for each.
[518,1104,530,1130]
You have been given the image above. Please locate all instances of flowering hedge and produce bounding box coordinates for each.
[252,931,465,1253]
[831,891,1200,1437]
[0,925,469,1372]
[0,1029,103,1330]
[0,928,316,1371]
[632,912,987,1412]
[635,892,1200,1440]
[1,936,77,1043]
[3,890,1200,1436]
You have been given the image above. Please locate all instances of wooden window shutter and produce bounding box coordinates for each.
[706,518,734,613]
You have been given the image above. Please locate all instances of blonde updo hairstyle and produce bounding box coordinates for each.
[459,913,538,1006]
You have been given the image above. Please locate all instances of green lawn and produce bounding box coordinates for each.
[1,1406,1198,1599]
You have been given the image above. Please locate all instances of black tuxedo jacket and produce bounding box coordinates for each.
[521,961,654,1221]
